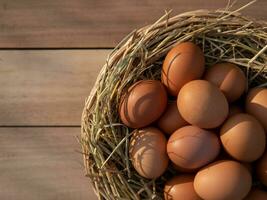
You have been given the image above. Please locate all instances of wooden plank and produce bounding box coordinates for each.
[0,127,97,200]
[0,0,265,48]
[0,50,110,126]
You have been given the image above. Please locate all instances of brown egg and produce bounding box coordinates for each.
[246,87,267,131]
[220,113,266,162]
[228,104,243,118]
[129,127,169,179]
[177,80,229,128]
[204,62,246,102]
[162,42,205,96]
[157,101,188,135]
[172,163,195,173]
[244,188,267,200]
[256,150,267,187]
[216,150,253,173]
[164,175,201,200]
[119,80,167,128]
[194,160,252,200]
[167,125,220,171]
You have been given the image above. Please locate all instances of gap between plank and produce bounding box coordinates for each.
[0,47,114,50]
[0,125,81,128]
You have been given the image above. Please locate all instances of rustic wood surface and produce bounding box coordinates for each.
[0,1,266,200]
[0,128,96,200]
[0,0,265,48]
[0,50,109,126]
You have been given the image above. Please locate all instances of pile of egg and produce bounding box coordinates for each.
[119,42,267,200]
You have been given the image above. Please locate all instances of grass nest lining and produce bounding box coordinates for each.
[81,4,267,200]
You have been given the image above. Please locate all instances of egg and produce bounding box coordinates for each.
[172,163,195,173]
[167,125,220,171]
[216,150,253,173]
[129,127,169,179]
[119,80,167,128]
[256,150,267,187]
[162,42,205,96]
[194,160,252,200]
[157,101,188,135]
[204,62,246,102]
[246,87,267,131]
[164,175,201,200]
[220,113,266,162]
[244,188,267,200]
[228,104,243,118]
[177,80,229,128]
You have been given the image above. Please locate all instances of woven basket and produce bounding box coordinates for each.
[81,6,267,200]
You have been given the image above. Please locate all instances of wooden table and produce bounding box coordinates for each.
[0,1,266,199]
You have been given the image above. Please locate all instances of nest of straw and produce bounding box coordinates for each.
[81,4,267,200]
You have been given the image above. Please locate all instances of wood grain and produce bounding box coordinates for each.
[0,1,266,199]
[0,0,266,48]
[0,50,110,126]
[0,127,97,200]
